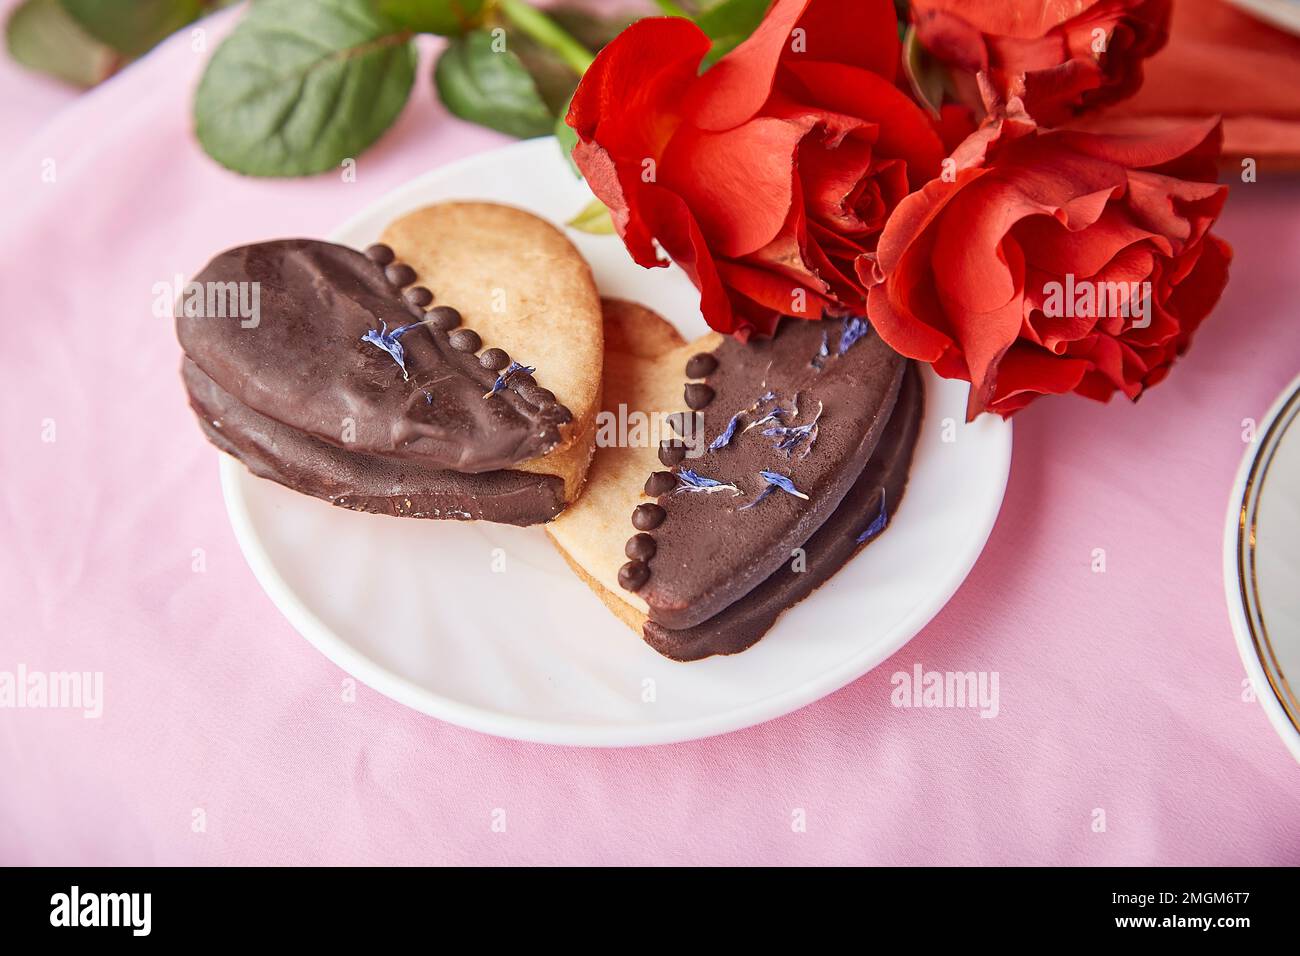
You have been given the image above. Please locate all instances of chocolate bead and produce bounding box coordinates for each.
[684,383,715,410]
[522,386,555,406]
[666,412,689,438]
[685,353,718,378]
[403,286,433,309]
[554,405,573,424]
[618,560,650,592]
[479,348,510,371]
[425,306,461,331]
[449,329,481,352]
[644,471,677,497]
[385,263,416,287]
[658,441,686,467]
[625,533,657,561]
[632,503,666,531]
[365,243,394,265]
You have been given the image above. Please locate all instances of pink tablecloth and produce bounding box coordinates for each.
[1,9,1297,867]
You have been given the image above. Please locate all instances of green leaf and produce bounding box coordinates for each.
[694,0,768,38]
[6,0,116,87]
[60,0,202,58]
[434,29,553,138]
[374,0,486,36]
[567,197,614,234]
[695,0,768,64]
[194,0,417,177]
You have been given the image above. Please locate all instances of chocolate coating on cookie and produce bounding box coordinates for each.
[640,316,907,631]
[618,560,650,592]
[643,365,924,659]
[625,533,657,561]
[426,306,461,331]
[479,348,510,371]
[183,359,566,526]
[385,262,416,287]
[644,471,677,497]
[685,353,718,378]
[365,243,394,265]
[448,328,481,353]
[632,503,666,531]
[177,239,568,474]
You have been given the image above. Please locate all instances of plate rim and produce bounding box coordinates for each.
[217,137,1014,748]
[1223,369,1300,763]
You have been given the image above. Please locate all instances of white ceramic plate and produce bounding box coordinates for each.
[1224,371,1300,763]
[219,137,1012,747]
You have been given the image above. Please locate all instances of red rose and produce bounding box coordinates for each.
[867,99,1231,419]
[911,0,1171,125]
[566,0,945,339]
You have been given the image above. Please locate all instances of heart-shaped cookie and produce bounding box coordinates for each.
[547,303,923,660]
[177,202,603,525]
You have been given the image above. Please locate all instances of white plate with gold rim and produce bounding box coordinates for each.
[1224,371,1300,763]
[218,138,1012,746]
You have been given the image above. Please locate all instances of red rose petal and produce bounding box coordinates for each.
[1014,201,1161,276]
[687,0,812,132]
[867,272,955,364]
[661,117,810,258]
[1052,117,1222,173]
[792,0,901,79]
[636,184,737,335]
[985,342,1092,414]
[781,61,945,185]
[567,17,710,159]
[715,258,829,320]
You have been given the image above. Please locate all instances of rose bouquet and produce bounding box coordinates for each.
[565,0,1231,419]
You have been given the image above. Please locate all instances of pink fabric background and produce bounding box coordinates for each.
[2,6,1297,866]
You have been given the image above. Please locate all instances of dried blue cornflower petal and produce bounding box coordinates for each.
[674,468,740,495]
[811,330,830,369]
[739,470,810,510]
[759,470,809,500]
[710,390,780,450]
[709,412,742,451]
[737,485,776,511]
[838,316,870,355]
[361,319,421,380]
[856,491,888,543]
[483,360,537,399]
[762,400,823,456]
